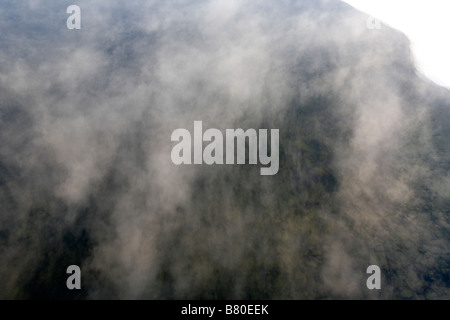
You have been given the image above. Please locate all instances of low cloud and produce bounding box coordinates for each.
[0,0,448,299]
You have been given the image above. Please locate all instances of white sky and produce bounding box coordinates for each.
[342,0,450,89]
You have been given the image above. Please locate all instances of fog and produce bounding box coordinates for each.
[0,0,448,299]
[342,0,450,89]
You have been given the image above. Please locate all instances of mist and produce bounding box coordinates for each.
[0,0,449,299]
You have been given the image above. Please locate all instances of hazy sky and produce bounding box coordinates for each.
[342,0,450,89]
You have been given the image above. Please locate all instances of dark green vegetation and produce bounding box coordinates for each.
[0,0,449,299]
